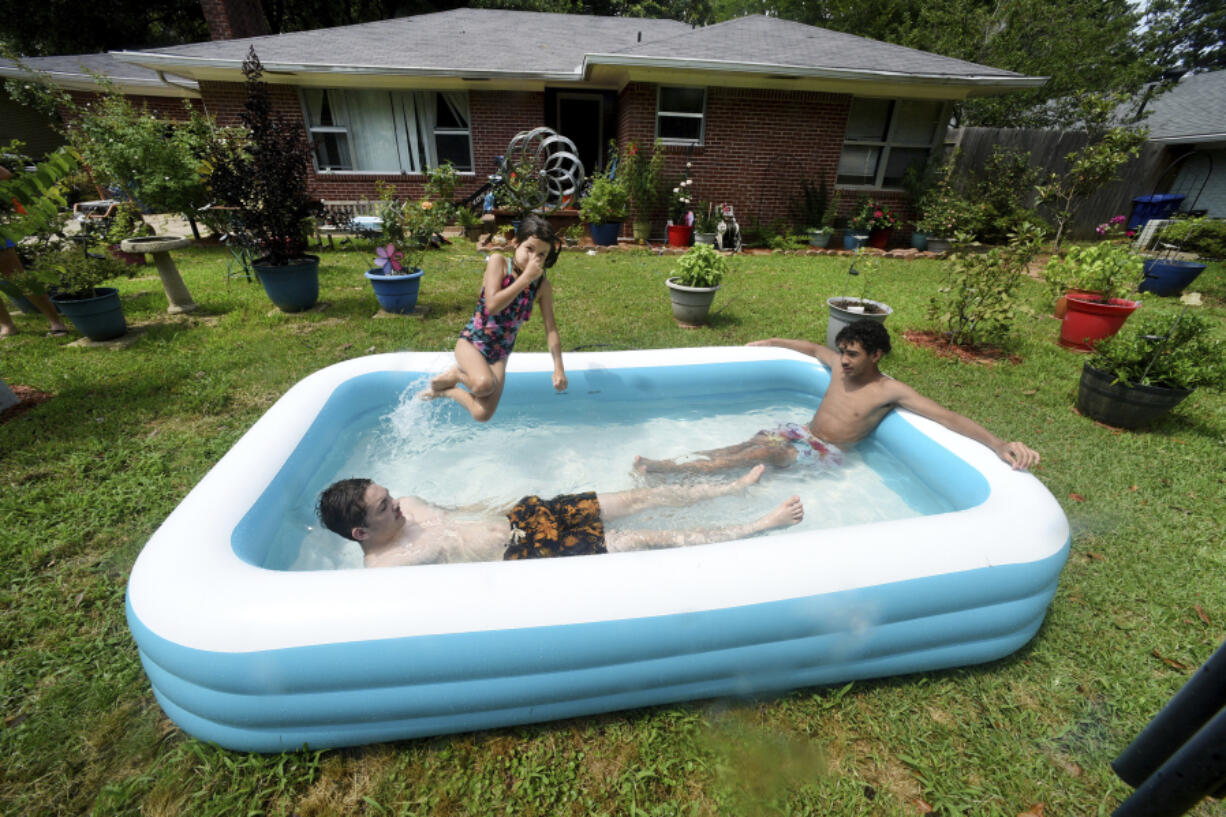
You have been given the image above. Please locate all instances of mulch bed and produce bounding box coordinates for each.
[0,385,53,426]
[903,330,1022,366]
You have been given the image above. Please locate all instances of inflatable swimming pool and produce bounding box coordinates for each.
[126,347,1070,752]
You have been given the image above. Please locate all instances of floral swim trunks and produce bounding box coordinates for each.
[503,492,606,560]
[757,422,844,468]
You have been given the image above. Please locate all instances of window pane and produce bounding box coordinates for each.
[313,132,351,171]
[435,133,472,172]
[658,115,702,142]
[659,86,705,114]
[845,98,891,142]
[436,94,466,129]
[837,145,880,186]
[882,147,930,187]
[892,101,942,145]
[303,89,343,128]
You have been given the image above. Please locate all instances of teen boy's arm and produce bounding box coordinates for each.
[885,380,1040,471]
[748,337,839,368]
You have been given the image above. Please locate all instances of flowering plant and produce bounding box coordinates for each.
[669,165,694,223]
[621,139,666,215]
[848,198,896,232]
[1095,214,1135,241]
[373,180,445,273]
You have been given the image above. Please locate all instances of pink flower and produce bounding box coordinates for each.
[374,243,403,274]
[874,210,883,219]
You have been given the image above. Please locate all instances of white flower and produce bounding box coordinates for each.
[673,187,680,194]
[686,161,692,168]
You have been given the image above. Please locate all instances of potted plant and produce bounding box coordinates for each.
[621,139,666,240]
[843,197,871,250]
[1077,295,1225,428]
[1139,217,1218,297]
[812,188,841,248]
[1043,240,1143,350]
[364,181,441,314]
[31,246,134,341]
[456,206,484,242]
[825,250,892,348]
[579,159,629,247]
[666,243,727,325]
[206,48,323,313]
[850,198,897,249]
[915,177,982,254]
[694,202,720,245]
[561,223,583,247]
[666,170,694,247]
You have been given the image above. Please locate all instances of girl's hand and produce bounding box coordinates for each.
[553,371,568,392]
[523,254,546,281]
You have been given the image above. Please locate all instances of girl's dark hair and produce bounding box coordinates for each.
[516,213,561,268]
[835,319,892,355]
[317,478,373,540]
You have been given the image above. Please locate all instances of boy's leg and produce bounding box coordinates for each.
[604,495,804,552]
[596,465,764,520]
[634,441,795,474]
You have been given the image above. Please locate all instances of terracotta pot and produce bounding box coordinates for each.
[1053,289,1101,319]
[1058,294,1140,351]
[867,227,892,249]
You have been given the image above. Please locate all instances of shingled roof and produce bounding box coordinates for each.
[0,53,198,96]
[1140,71,1226,144]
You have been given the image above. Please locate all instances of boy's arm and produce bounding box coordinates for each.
[747,337,839,368]
[887,381,1040,471]
[538,278,567,391]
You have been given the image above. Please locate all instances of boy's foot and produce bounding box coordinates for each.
[757,496,804,532]
[633,455,672,474]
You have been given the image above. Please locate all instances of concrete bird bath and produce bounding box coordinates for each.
[120,236,197,314]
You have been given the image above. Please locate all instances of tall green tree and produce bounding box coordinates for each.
[1136,0,1226,77]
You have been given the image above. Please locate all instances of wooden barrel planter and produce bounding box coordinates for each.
[1076,364,1192,429]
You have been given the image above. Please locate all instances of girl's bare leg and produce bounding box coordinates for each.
[420,340,507,422]
[598,465,765,520]
[605,495,804,552]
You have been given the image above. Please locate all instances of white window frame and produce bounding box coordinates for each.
[837,98,950,190]
[300,89,474,175]
[656,86,706,146]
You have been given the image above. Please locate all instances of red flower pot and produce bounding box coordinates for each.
[1058,294,1140,350]
[867,227,892,249]
[1053,288,1100,319]
[666,224,693,247]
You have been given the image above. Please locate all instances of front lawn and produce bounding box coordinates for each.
[2,240,1224,816]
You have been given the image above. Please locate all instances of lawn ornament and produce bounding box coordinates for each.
[715,204,742,253]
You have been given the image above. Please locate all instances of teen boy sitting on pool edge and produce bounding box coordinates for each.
[634,319,1040,475]
[317,466,804,568]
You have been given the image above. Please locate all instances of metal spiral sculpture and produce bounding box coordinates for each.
[501,127,586,212]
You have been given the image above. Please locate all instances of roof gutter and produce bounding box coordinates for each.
[0,63,199,97]
[581,53,1048,89]
[1148,133,1226,145]
[112,51,580,82]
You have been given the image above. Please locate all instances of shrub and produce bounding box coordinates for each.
[1088,306,1226,390]
[972,147,1045,244]
[1160,218,1226,260]
[929,223,1045,348]
[673,244,727,288]
[1043,240,1143,302]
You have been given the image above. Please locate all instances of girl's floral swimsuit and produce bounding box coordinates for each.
[459,256,544,363]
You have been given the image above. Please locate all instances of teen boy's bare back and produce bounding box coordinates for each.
[636,335,1039,473]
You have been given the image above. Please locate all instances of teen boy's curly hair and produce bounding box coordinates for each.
[317,478,372,540]
[835,319,892,355]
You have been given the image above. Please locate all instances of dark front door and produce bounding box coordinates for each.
[555,93,605,178]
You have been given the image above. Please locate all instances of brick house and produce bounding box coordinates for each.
[17,4,1045,236]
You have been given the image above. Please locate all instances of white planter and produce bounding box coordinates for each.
[666,277,720,326]
[826,297,893,348]
[927,237,952,254]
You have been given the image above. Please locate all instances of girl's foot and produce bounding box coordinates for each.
[731,464,766,492]
[757,496,804,531]
[429,368,460,392]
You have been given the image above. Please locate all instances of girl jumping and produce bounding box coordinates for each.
[421,213,567,421]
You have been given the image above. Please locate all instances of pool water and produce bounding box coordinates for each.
[275,379,956,571]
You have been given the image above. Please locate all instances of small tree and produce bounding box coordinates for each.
[929,223,1045,349]
[1035,94,1147,248]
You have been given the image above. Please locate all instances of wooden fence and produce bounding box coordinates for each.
[948,127,1174,241]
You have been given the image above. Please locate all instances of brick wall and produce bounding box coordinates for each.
[64,90,203,122]
[617,82,917,235]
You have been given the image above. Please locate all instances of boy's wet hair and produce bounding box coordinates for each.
[835,319,892,355]
[516,213,561,268]
[317,478,372,540]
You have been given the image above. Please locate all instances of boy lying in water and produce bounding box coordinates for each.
[316,466,803,567]
[635,320,1039,475]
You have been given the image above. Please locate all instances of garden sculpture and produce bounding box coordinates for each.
[715,204,742,253]
[501,127,586,213]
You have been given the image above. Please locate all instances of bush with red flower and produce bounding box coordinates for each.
[848,198,897,233]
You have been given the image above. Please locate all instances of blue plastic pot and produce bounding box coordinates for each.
[843,233,868,250]
[366,268,424,314]
[910,231,929,251]
[50,286,126,341]
[588,222,622,246]
[253,255,320,313]
[1139,258,1207,297]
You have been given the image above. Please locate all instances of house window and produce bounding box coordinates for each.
[301,89,473,174]
[837,98,944,188]
[656,86,705,144]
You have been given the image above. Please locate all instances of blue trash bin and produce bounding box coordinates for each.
[1128,194,1185,230]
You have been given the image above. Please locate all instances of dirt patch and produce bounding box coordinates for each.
[0,384,53,425]
[903,330,1022,366]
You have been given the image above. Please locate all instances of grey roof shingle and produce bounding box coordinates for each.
[0,53,195,89]
[1140,71,1226,142]
[602,15,1024,79]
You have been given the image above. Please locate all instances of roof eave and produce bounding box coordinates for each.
[1149,133,1226,145]
[582,53,1047,92]
[0,64,199,98]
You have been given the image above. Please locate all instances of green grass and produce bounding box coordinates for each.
[2,239,1225,816]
